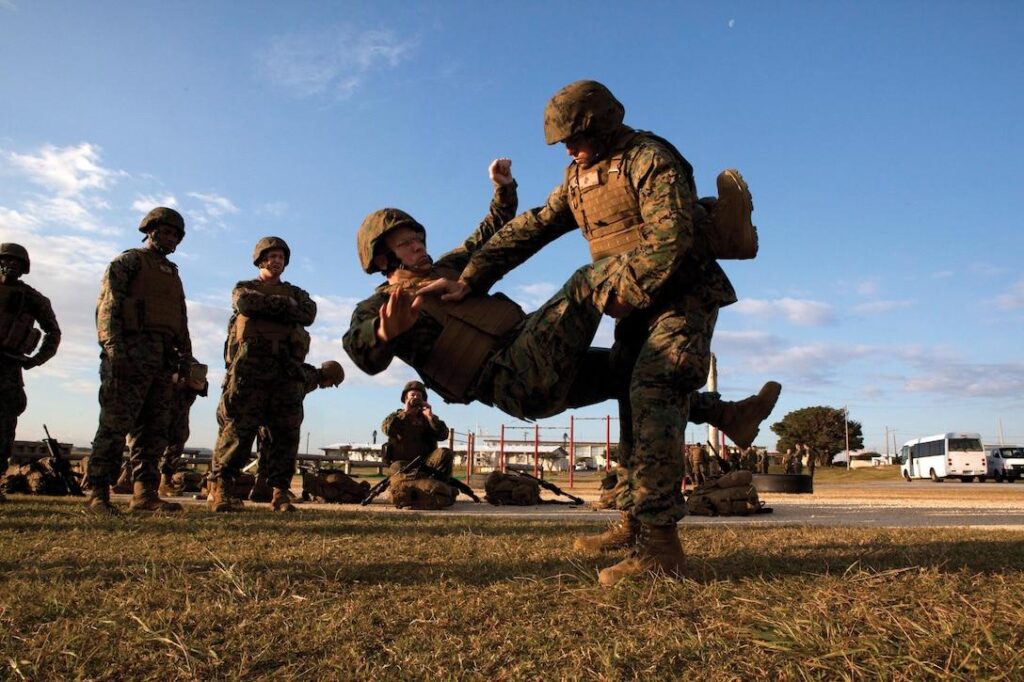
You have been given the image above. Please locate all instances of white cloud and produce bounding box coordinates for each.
[855,277,880,296]
[732,297,835,326]
[6,143,119,197]
[513,282,558,310]
[257,26,417,99]
[995,280,1024,310]
[852,299,914,315]
[256,201,288,217]
[187,191,238,218]
[132,194,178,213]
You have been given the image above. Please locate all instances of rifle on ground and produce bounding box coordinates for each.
[360,455,482,505]
[514,470,584,505]
[421,463,481,503]
[42,424,83,496]
[361,455,423,505]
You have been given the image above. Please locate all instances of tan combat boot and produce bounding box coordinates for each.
[573,512,640,554]
[158,473,179,498]
[598,523,685,587]
[714,381,782,450]
[128,480,183,513]
[206,477,236,512]
[87,485,119,515]
[271,487,296,513]
[709,169,757,260]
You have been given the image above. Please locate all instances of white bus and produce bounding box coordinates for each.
[900,432,987,482]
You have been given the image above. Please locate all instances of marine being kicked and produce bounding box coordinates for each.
[88,207,191,514]
[344,160,777,483]
[207,236,316,513]
[435,81,780,586]
[381,380,456,509]
[0,243,61,504]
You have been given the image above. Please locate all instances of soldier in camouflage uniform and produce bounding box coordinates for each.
[345,159,778,511]
[0,243,61,503]
[207,237,316,513]
[687,444,708,487]
[88,208,191,514]
[381,380,456,508]
[249,359,344,502]
[423,81,776,586]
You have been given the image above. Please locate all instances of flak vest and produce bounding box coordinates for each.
[385,266,525,403]
[230,281,311,362]
[566,131,696,262]
[0,285,42,355]
[118,249,187,338]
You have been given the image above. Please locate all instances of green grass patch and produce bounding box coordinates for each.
[2,497,1023,680]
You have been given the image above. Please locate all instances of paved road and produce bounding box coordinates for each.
[187,480,1024,529]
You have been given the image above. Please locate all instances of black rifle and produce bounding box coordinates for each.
[360,455,482,505]
[42,424,83,496]
[361,455,423,505]
[515,470,584,505]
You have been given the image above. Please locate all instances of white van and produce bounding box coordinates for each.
[985,445,1024,482]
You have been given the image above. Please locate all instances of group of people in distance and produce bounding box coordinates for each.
[0,79,782,587]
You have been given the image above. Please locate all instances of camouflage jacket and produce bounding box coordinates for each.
[0,280,61,368]
[459,127,737,313]
[343,182,518,377]
[95,247,191,356]
[381,409,450,461]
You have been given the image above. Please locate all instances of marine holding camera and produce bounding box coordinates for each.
[379,381,458,509]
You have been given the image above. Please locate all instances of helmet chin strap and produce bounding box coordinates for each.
[0,262,23,283]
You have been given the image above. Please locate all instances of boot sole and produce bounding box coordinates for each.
[715,169,758,259]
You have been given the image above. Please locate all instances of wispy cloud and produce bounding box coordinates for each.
[132,194,178,214]
[513,282,558,310]
[852,299,914,315]
[6,143,119,197]
[732,297,835,326]
[257,26,417,99]
[995,280,1024,310]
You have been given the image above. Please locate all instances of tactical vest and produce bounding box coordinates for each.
[231,281,311,361]
[565,131,698,262]
[386,266,525,403]
[0,285,42,355]
[122,249,186,337]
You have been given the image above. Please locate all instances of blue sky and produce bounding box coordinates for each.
[2,1,1022,454]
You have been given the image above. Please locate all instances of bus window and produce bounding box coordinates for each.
[949,438,983,451]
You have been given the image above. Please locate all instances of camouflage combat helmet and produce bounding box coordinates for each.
[319,360,345,386]
[357,208,426,274]
[252,236,291,267]
[401,380,427,402]
[543,80,625,145]
[0,243,30,274]
[138,207,185,238]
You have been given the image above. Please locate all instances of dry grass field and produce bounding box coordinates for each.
[3,483,1024,680]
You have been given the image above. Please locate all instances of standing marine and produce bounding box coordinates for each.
[88,207,191,514]
[207,236,316,513]
[444,80,779,585]
[0,243,61,503]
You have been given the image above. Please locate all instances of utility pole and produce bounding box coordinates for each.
[884,426,890,458]
[305,432,310,456]
[844,405,850,469]
[707,354,719,449]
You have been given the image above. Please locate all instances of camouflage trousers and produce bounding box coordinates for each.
[89,347,174,487]
[211,359,305,490]
[0,362,26,476]
[476,266,606,420]
[476,266,724,425]
[126,388,198,476]
[611,301,719,525]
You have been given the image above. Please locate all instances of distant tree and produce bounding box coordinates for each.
[770,406,864,465]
